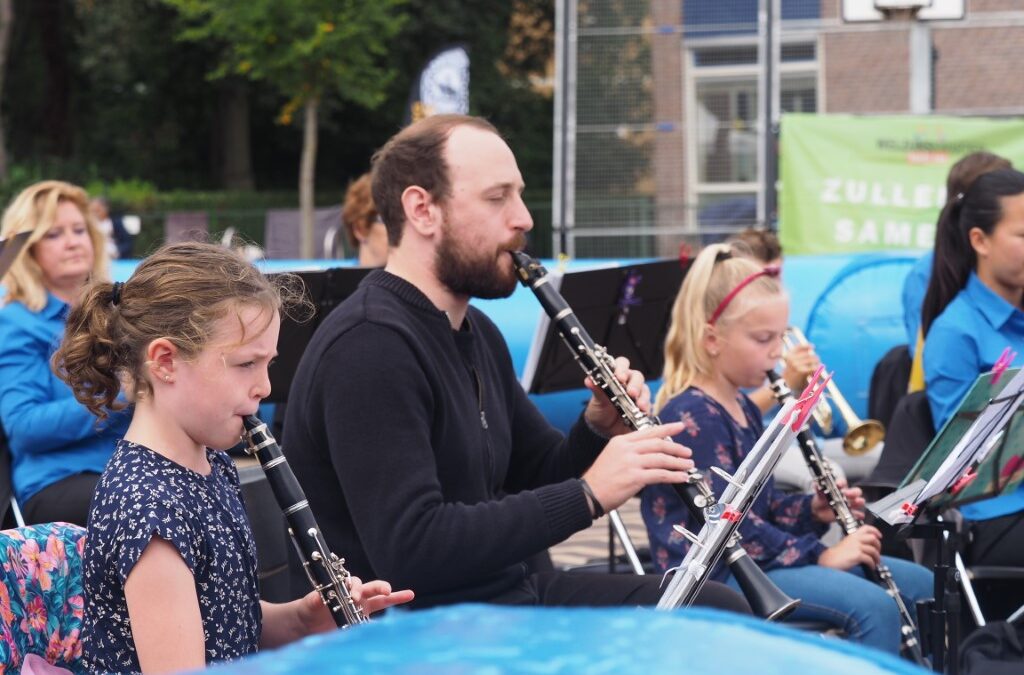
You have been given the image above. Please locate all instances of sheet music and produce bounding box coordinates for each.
[519,267,564,391]
[915,367,1024,505]
[0,231,32,281]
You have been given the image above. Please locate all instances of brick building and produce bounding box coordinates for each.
[568,0,1024,256]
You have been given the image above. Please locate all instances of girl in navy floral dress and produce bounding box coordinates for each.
[55,242,413,674]
[641,243,932,656]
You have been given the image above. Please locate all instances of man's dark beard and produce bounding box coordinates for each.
[435,227,525,300]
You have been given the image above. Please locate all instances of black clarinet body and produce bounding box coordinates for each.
[242,415,368,628]
[765,371,925,664]
[512,252,798,620]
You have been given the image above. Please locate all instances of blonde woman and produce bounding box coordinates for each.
[0,180,128,525]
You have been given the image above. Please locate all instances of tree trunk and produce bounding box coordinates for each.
[219,78,255,190]
[299,97,319,259]
[0,0,13,182]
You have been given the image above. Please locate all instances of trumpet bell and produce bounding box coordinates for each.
[843,419,886,456]
[782,325,886,456]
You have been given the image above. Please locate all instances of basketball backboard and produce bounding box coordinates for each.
[842,0,964,22]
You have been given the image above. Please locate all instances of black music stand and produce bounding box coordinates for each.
[266,267,375,403]
[868,366,1024,674]
[520,258,690,395]
[0,231,32,281]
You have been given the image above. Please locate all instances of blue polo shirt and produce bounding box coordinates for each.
[0,294,127,504]
[923,272,1024,520]
[902,251,932,355]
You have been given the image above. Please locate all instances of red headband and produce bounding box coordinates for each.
[708,265,781,325]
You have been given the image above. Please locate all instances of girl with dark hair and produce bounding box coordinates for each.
[54,242,412,674]
[922,168,1024,567]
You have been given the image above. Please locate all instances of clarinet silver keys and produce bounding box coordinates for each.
[766,370,926,666]
[657,395,810,611]
[243,415,368,628]
[511,252,798,619]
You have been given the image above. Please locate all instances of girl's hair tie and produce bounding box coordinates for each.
[110,281,124,306]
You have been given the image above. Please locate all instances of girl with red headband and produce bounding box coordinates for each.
[640,243,932,656]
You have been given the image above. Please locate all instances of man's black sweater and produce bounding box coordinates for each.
[282,270,607,608]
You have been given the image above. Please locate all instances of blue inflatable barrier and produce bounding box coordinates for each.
[109,253,921,435]
[194,604,929,674]
[805,255,918,421]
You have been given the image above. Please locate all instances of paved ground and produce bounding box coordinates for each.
[549,497,649,571]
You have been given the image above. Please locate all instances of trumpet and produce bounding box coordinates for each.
[782,326,885,456]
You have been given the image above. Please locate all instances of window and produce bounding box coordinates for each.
[686,41,818,233]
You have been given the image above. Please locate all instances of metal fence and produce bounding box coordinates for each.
[553,0,1016,258]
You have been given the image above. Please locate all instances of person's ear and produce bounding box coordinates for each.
[968,226,990,259]
[703,323,721,358]
[400,186,443,239]
[146,338,180,384]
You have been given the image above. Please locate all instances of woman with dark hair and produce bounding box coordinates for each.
[922,167,1024,567]
[903,152,1012,359]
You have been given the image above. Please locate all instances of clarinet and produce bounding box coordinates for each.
[765,371,926,665]
[242,415,368,628]
[512,252,798,619]
[658,398,802,611]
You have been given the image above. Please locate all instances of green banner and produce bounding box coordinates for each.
[779,114,1024,255]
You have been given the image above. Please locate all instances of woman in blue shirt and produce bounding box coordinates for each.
[0,180,128,525]
[922,168,1024,567]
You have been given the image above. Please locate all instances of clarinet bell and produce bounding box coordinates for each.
[727,551,801,621]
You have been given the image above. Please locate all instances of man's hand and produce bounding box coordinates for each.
[582,356,651,437]
[817,526,882,571]
[582,421,693,513]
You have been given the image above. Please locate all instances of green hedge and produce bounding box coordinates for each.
[1,169,554,258]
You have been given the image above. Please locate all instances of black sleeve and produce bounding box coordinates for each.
[317,323,593,594]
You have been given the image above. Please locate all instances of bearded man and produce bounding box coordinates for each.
[283,114,748,613]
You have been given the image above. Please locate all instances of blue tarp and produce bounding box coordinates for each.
[195,604,928,674]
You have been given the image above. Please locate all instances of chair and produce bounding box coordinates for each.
[0,523,87,672]
[868,344,913,432]
[863,390,935,494]
[0,427,26,529]
[262,206,343,259]
[164,211,209,245]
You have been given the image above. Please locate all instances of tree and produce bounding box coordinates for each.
[0,0,11,182]
[165,0,405,257]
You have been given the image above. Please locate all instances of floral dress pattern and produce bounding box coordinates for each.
[81,440,261,674]
[641,387,829,579]
[0,522,87,674]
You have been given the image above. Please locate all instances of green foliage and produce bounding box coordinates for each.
[84,178,160,211]
[2,1,557,256]
[163,0,406,117]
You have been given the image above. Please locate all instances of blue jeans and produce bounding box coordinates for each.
[726,556,933,655]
